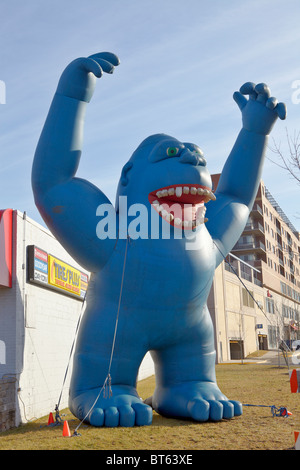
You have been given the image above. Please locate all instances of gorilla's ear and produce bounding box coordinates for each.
[120,161,133,186]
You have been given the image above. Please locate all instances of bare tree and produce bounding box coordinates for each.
[268,128,300,185]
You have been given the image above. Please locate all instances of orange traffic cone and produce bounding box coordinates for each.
[294,431,300,450]
[281,407,292,417]
[290,369,299,393]
[63,420,71,437]
[47,412,54,426]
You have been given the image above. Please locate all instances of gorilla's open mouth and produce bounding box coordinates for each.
[148,184,216,229]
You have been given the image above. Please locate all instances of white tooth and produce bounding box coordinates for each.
[190,187,197,195]
[197,213,206,223]
[168,187,175,196]
[162,189,168,197]
[182,220,189,227]
[152,200,159,206]
[174,217,182,226]
[204,191,216,203]
[203,189,210,196]
[162,209,168,218]
[156,191,162,198]
[157,205,164,213]
[187,220,193,227]
[197,188,204,195]
[183,186,189,194]
[197,206,206,216]
[176,187,182,197]
[166,213,174,222]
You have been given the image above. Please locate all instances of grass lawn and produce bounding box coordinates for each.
[0,362,299,450]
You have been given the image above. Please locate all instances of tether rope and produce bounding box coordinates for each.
[56,293,86,415]
[213,241,276,326]
[73,235,130,435]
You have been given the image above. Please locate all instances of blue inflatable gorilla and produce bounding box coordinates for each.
[32,52,286,427]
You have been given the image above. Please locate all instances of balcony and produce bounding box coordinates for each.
[233,239,266,253]
[253,274,263,286]
[244,221,265,235]
[224,253,262,286]
[251,204,263,217]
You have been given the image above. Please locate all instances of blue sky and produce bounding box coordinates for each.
[0,0,300,231]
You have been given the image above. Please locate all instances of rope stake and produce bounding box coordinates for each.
[243,403,292,417]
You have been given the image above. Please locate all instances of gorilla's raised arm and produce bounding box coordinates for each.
[32,53,120,271]
[205,82,286,266]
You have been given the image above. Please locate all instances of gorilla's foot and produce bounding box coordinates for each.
[152,381,242,422]
[69,384,153,427]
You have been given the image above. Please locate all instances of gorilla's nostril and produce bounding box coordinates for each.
[179,150,200,165]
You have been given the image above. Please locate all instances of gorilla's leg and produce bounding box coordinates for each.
[150,307,242,422]
[68,307,152,427]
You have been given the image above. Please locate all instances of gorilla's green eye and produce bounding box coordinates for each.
[167,147,179,157]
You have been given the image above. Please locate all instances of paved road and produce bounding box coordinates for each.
[269,350,300,368]
[232,350,300,368]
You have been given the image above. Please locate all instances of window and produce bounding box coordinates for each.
[281,281,286,295]
[239,254,255,261]
[242,288,254,308]
[241,235,253,245]
[266,297,275,314]
[282,304,289,318]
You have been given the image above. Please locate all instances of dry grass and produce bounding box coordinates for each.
[0,363,299,450]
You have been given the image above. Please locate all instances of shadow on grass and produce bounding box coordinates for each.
[2,411,235,438]
[150,412,244,428]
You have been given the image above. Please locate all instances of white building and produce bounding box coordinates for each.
[0,209,154,431]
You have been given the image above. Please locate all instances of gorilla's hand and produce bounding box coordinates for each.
[56,52,120,103]
[233,82,286,136]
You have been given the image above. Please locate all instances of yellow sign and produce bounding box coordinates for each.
[48,255,83,297]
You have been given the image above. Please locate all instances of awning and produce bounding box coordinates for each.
[0,209,13,288]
